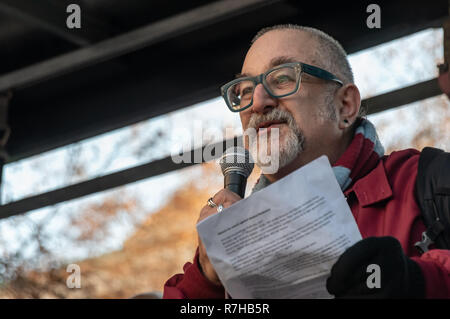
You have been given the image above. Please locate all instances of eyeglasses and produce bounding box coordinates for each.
[221,62,343,112]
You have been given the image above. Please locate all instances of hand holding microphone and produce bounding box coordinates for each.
[197,188,242,285]
[196,147,254,285]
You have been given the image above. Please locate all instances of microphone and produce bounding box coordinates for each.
[219,146,254,198]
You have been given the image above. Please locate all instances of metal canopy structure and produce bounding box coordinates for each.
[0,0,447,218]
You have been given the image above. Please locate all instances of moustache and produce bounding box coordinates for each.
[248,109,296,131]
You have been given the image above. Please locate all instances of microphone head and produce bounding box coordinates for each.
[219,146,254,177]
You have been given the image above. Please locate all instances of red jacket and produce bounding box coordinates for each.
[163,149,450,298]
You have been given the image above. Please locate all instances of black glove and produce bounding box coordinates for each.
[326,236,425,298]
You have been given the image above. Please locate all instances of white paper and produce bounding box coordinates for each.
[197,155,362,299]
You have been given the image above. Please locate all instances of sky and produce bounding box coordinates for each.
[0,27,446,266]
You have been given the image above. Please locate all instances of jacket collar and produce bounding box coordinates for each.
[344,159,392,207]
[252,158,393,207]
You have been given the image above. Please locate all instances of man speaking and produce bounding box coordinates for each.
[163,24,450,298]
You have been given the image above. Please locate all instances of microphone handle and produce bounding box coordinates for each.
[224,173,247,198]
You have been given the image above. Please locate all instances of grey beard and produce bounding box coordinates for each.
[248,109,305,172]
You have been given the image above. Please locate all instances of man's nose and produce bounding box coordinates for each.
[250,83,277,114]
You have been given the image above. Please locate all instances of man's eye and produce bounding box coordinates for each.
[240,87,254,97]
[274,75,294,84]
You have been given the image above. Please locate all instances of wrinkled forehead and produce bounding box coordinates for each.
[241,29,319,76]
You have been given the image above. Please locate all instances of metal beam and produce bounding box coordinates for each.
[364,78,442,115]
[0,0,111,46]
[0,78,443,219]
[0,137,242,220]
[0,0,278,93]
[0,92,12,206]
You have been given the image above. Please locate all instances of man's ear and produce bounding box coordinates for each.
[336,84,361,129]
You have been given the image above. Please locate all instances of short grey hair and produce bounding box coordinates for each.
[251,24,366,118]
[252,24,354,84]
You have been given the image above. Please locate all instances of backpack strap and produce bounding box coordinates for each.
[414,147,450,253]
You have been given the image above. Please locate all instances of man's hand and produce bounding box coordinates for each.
[197,189,242,286]
[326,236,425,298]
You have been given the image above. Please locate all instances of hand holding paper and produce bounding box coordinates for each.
[326,236,425,298]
